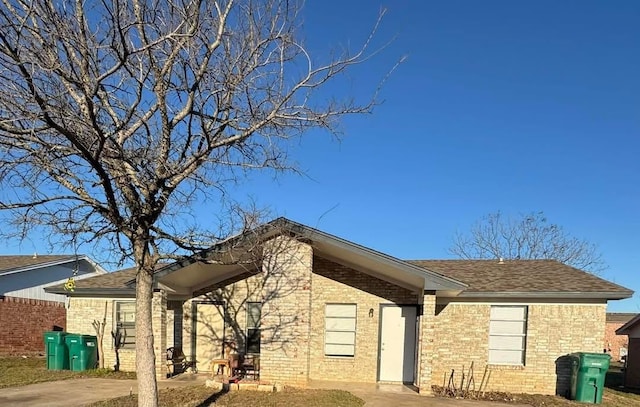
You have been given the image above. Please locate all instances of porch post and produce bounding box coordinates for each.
[153,289,168,379]
[418,291,436,395]
[259,236,313,386]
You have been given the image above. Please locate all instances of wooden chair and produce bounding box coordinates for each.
[166,347,197,376]
[242,354,260,381]
[228,353,242,377]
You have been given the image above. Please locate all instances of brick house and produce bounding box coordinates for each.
[47,218,633,395]
[0,255,106,355]
[604,313,635,361]
[615,314,640,389]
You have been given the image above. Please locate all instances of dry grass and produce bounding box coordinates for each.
[88,387,364,407]
[0,356,135,389]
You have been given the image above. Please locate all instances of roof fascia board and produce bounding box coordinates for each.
[279,219,467,291]
[0,256,92,277]
[147,218,468,292]
[455,291,634,300]
[44,287,136,296]
[616,314,640,335]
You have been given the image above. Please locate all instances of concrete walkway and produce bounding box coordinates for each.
[0,375,533,407]
[309,380,533,407]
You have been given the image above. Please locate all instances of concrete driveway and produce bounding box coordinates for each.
[0,375,202,407]
[0,376,532,407]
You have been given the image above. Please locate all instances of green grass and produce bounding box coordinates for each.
[0,356,136,389]
[88,387,364,407]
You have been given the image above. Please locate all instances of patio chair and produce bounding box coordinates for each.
[242,354,260,381]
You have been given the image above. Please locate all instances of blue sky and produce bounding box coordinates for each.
[3,1,638,311]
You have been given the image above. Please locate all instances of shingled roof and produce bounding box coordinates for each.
[0,255,85,275]
[45,267,137,294]
[409,259,633,299]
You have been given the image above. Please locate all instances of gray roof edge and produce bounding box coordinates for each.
[616,313,640,335]
[149,217,468,291]
[0,255,96,276]
[44,287,136,296]
[292,220,467,291]
[452,290,634,300]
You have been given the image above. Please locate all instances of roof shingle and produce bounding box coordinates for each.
[408,259,632,295]
[0,255,81,274]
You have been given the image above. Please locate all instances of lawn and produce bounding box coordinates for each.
[0,356,135,388]
[87,387,364,407]
[433,363,640,407]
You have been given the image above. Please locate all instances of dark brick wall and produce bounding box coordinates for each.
[0,296,66,355]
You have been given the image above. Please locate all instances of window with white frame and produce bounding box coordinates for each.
[246,302,261,354]
[324,304,356,357]
[489,305,528,365]
[114,301,136,349]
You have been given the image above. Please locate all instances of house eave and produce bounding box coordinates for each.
[146,217,469,293]
[44,287,136,297]
[453,290,634,300]
[616,313,640,335]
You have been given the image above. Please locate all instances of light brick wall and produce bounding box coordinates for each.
[417,293,436,394]
[309,256,418,384]
[152,290,167,379]
[259,237,313,386]
[432,301,607,395]
[67,297,136,372]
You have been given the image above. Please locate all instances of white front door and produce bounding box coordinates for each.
[379,305,417,383]
[195,303,225,371]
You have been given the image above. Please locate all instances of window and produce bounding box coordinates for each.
[114,301,136,349]
[489,306,528,365]
[246,302,261,354]
[324,304,356,357]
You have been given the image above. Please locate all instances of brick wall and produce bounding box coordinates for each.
[0,296,66,355]
[259,237,313,386]
[432,301,606,395]
[604,321,629,361]
[309,256,418,384]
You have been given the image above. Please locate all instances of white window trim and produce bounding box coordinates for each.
[324,303,357,357]
[488,305,528,366]
[114,300,136,349]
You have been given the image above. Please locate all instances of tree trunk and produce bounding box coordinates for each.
[134,241,158,407]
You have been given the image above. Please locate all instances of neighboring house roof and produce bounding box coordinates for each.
[45,267,137,295]
[616,314,640,335]
[0,255,107,276]
[607,313,638,324]
[409,259,632,299]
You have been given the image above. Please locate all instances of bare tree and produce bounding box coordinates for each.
[0,1,397,405]
[450,211,605,273]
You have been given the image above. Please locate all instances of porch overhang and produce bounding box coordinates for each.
[147,218,467,297]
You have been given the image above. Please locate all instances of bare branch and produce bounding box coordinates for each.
[450,211,606,274]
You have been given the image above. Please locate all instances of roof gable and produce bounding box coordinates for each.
[150,217,468,293]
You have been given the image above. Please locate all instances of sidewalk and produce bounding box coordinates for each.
[0,374,207,407]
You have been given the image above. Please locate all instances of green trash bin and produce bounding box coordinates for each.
[570,352,611,404]
[65,334,98,371]
[44,331,69,370]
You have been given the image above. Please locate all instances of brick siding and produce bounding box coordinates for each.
[309,255,419,384]
[0,296,66,355]
[604,321,629,361]
[66,297,137,372]
[432,301,606,395]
